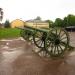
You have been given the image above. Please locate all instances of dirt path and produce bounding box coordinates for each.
[0,35,75,75]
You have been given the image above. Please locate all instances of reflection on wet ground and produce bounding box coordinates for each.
[0,32,75,75]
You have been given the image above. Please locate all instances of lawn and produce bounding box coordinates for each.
[0,28,21,39]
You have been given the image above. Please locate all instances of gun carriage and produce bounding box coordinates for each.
[20,25,69,57]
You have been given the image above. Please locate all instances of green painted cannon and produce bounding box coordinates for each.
[20,25,70,57]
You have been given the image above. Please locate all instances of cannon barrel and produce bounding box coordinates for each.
[17,25,49,33]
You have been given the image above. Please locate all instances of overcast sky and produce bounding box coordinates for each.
[0,0,75,22]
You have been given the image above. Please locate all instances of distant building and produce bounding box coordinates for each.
[25,17,49,28]
[65,26,75,32]
[11,19,25,28]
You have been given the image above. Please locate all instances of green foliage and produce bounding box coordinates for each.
[4,20,10,28]
[62,14,75,27]
[67,14,75,26]
[0,28,20,39]
[54,18,63,27]
[63,17,68,27]
[54,14,75,27]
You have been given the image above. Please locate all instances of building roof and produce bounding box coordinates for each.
[65,26,75,32]
[26,19,47,23]
[66,26,75,28]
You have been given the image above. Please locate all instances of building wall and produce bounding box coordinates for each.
[11,19,25,28]
[25,22,49,28]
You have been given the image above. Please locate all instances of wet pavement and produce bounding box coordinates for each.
[0,32,75,75]
[69,32,75,47]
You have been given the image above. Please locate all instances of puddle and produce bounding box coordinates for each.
[0,49,24,75]
[0,39,13,42]
[68,51,75,56]
[0,37,24,42]
[2,50,24,62]
[2,46,9,49]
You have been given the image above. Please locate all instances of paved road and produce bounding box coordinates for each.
[0,34,75,75]
[69,32,75,47]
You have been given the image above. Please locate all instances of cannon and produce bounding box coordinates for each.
[20,25,70,57]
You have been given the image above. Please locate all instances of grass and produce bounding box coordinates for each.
[0,28,21,39]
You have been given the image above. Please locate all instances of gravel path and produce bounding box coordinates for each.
[0,32,75,75]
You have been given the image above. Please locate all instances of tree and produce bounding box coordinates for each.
[63,17,68,27]
[0,8,3,21]
[54,18,63,27]
[4,20,10,28]
[35,16,41,20]
[67,14,75,26]
[63,14,75,27]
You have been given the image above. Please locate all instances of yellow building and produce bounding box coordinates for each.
[11,19,25,28]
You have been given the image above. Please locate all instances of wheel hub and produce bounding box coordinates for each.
[54,39,60,45]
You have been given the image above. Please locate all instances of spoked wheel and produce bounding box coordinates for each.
[45,28,70,57]
[20,29,32,41]
[33,31,47,48]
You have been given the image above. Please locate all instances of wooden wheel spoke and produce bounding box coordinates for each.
[50,43,54,53]
[53,45,60,54]
[36,40,42,45]
[40,41,44,47]
[33,31,45,48]
[47,41,52,45]
[60,32,65,37]
[47,41,52,48]
[54,45,57,54]
[61,36,67,40]
[59,45,63,52]
[60,41,67,46]
[35,38,42,42]
[59,29,62,36]
[57,45,59,54]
